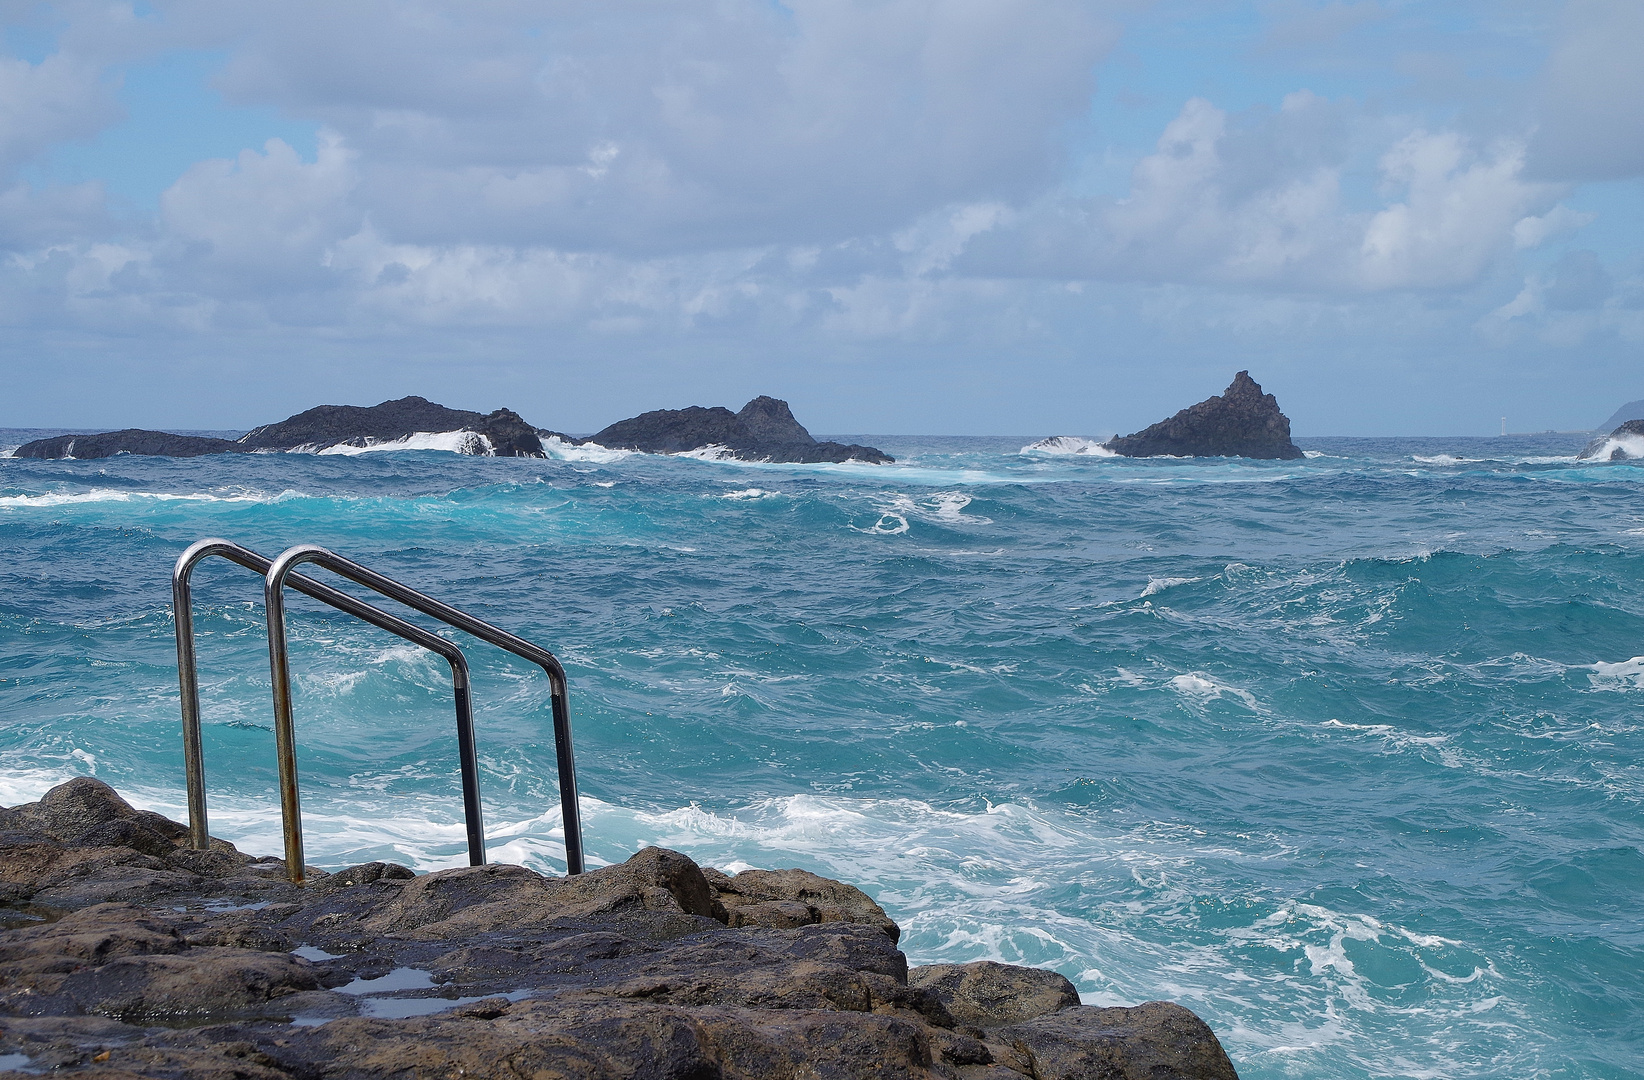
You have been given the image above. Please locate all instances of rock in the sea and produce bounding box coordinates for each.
[1104,372,1303,460]
[587,396,893,464]
[11,398,547,460]
[238,396,545,457]
[1577,419,1644,461]
[11,430,245,460]
[0,778,1240,1078]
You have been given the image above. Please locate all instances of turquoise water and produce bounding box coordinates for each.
[1,432,1641,1078]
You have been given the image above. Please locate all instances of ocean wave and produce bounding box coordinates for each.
[1587,655,1644,690]
[309,430,493,456]
[1021,436,1116,457]
[0,487,273,508]
[540,437,636,463]
[1580,434,1644,462]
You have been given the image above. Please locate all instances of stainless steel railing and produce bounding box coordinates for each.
[173,538,584,884]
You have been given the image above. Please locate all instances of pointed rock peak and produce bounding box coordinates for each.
[1224,371,1263,399]
[1102,370,1303,460]
[735,395,815,445]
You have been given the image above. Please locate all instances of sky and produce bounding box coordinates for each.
[1,0,1640,436]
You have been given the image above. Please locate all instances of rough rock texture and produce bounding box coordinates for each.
[1578,418,1644,460]
[1104,372,1303,460]
[11,431,245,460]
[238,396,545,457]
[0,780,1240,1078]
[587,395,894,464]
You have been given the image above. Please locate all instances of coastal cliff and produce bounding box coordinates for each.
[1104,372,1303,460]
[0,779,1238,1079]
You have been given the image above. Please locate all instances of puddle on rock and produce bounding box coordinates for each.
[0,904,66,931]
[336,967,438,995]
[291,945,343,962]
[359,990,532,1019]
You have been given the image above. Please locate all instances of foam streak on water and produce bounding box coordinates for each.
[2,432,1642,1078]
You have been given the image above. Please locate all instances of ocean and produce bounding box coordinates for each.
[1,431,1640,1078]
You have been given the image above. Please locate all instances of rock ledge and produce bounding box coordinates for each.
[0,779,1238,1078]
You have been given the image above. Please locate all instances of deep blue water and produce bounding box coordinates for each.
[2,431,1641,1079]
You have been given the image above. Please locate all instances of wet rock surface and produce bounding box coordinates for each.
[0,780,1239,1078]
[1104,371,1304,460]
[586,395,894,464]
[13,397,546,459]
[11,430,246,460]
[1577,418,1644,460]
[237,396,545,457]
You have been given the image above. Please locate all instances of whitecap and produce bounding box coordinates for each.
[716,488,781,500]
[1581,434,1644,462]
[1412,454,1478,465]
[541,437,635,463]
[1587,655,1644,690]
[313,430,493,456]
[1141,576,1199,597]
[0,488,270,509]
[1169,673,1258,709]
[1021,436,1116,457]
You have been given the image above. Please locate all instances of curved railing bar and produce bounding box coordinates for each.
[173,539,484,880]
[264,545,584,882]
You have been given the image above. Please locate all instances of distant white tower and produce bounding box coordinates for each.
[1501,417,1507,436]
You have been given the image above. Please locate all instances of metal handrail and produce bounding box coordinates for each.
[264,544,584,883]
[173,539,487,875]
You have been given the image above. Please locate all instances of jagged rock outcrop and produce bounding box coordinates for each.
[11,431,245,460]
[1104,372,1303,460]
[1578,419,1644,461]
[12,398,546,460]
[586,396,893,464]
[238,396,544,457]
[0,779,1239,1078]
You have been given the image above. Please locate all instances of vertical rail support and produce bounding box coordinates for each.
[173,539,481,881]
[264,545,584,880]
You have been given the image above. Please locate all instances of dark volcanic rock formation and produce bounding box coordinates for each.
[238,396,544,457]
[12,431,245,460]
[0,779,1239,1078]
[588,396,893,464]
[11,398,546,460]
[1578,418,1644,461]
[1104,372,1303,460]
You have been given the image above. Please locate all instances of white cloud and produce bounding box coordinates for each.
[0,51,119,176]
[193,0,1121,252]
[960,95,1567,293]
[157,132,359,293]
[1358,132,1558,290]
[1527,0,1644,181]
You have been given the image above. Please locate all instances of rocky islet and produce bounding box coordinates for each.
[12,395,893,466]
[0,778,1240,1078]
[1101,371,1304,460]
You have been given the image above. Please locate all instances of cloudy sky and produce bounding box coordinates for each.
[2,0,1640,435]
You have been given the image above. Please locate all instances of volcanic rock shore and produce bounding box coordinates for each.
[0,779,1238,1079]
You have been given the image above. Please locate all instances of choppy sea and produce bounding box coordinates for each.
[2,430,1641,1078]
